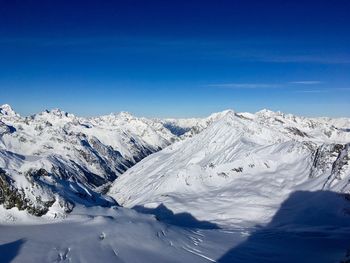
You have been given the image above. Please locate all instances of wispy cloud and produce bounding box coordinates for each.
[333,87,350,91]
[296,87,350,93]
[296,89,328,93]
[251,54,350,64]
[2,36,350,65]
[206,83,280,89]
[289,81,322,85]
[207,80,323,89]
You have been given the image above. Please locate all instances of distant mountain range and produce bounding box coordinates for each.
[0,104,349,220]
[0,104,231,217]
[1,104,350,262]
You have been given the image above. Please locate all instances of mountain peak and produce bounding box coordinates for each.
[0,104,18,117]
[116,111,134,119]
[256,108,276,116]
[207,109,235,121]
[38,108,75,119]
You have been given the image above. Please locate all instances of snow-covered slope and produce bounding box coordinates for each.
[315,116,350,132]
[2,105,350,262]
[110,110,350,226]
[1,194,350,263]
[0,104,177,216]
[158,110,233,138]
[1,104,349,219]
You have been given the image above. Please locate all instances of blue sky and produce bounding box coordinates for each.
[0,0,349,117]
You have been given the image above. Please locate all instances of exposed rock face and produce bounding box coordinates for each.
[309,143,350,193]
[0,121,16,135]
[0,168,56,216]
[310,144,344,178]
[285,127,310,138]
[323,144,350,191]
[0,166,116,216]
[0,169,26,210]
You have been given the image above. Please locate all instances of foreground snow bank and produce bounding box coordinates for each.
[1,190,350,263]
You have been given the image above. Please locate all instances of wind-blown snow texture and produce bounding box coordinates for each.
[1,104,350,262]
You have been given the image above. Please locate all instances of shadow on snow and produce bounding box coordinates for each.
[133,203,220,229]
[0,238,26,263]
[218,190,350,263]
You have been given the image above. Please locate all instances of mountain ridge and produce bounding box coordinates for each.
[109,107,350,226]
[1,103,350,220]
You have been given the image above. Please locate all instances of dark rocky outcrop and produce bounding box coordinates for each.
[309,143,350,192]
[0,168,55,216]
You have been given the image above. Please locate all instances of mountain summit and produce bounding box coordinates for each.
[0,104,18,117]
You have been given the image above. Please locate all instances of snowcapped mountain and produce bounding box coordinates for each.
[109,110,350,226]
[1,104,350,219]
[157,110,234,138]
[1,104,350,262]
[315,117,350,132]
[0,104,178,216]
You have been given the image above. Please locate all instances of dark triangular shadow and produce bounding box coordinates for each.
[0,238,26,263]
[218,190,350,263]
[133,203,220,229]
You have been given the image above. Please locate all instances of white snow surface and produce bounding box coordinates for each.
[110,110,350,226]
[0,105,180,215]
[1,104,350,262]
